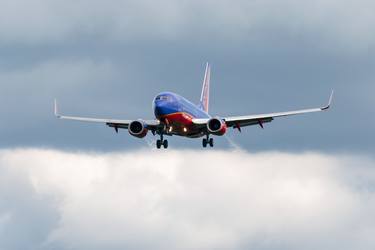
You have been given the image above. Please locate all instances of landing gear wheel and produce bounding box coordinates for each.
[209,138,214,147]
[202,138,207,148]
[156,140,162,149]
[163,140,168,149]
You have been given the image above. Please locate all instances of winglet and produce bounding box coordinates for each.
[322,90,334,110]
[54,99,60,118]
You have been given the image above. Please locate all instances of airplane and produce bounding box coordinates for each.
[54,63,333,149]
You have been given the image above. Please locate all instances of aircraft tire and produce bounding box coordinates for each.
[163,140,168,149]
[209,138,214,147]
[156,140,162,149]
[202,138,207,148]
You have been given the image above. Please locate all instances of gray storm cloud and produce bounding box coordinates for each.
[0,148,374,250]
[0,0,374,50]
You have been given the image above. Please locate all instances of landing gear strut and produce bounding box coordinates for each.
[156,133,168,149]
[202,135,214,148]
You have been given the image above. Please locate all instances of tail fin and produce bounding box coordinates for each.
[199,63,210,112]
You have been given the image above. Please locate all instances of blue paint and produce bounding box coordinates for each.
[153,92,210,119]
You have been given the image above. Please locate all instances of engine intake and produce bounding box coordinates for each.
[207,118,227,136]
[128,120,148,138]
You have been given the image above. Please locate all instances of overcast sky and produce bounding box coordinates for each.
[0,0,374,152]
[0,0,374,249]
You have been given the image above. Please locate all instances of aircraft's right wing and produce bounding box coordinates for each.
[54,100,160,131]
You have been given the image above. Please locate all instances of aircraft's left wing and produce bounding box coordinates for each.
[54,100,160,131]
[193,91,333,129]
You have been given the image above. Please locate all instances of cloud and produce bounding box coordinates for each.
[0,0,373,152]
[0,148,374,249]
[0,59,127,135]
[0,151,60,250]
[0,0,374,51]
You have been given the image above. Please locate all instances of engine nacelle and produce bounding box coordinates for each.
[207,118,227,136]
[128,120,148,138]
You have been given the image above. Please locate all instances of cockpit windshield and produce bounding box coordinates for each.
[155,95,170,101]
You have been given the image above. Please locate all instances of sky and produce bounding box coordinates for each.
[0,0,374,152]
[0,0,374,249]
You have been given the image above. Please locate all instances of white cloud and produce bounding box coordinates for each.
[0,148,374,249]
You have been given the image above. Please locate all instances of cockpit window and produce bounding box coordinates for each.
[156,95,170,101]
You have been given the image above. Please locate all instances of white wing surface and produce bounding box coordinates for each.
[193,91,334,129]
[54,100,160,130]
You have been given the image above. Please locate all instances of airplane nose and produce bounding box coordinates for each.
[154,100,175,118]
[154,101,165,116]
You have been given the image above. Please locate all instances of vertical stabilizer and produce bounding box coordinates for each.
[199,63,210,112]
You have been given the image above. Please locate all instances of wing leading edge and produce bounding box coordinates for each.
[54,100,160,130]
[193,90,334,128]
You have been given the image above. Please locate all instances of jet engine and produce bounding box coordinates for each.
[207,118,227,136]
[128,120,148,138]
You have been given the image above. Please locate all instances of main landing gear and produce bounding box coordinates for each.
[156,133,168,149]
[202,135,214,148]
